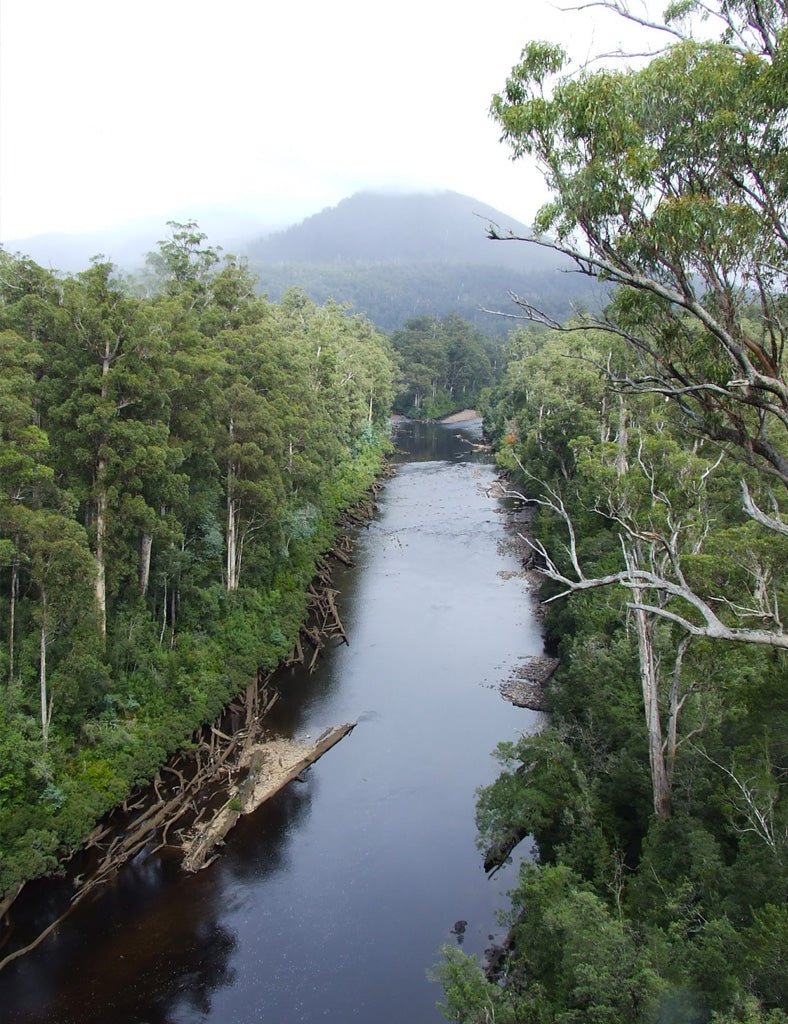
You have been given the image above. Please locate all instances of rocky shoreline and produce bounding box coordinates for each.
[499,655,559,712]
[489,477,558,713]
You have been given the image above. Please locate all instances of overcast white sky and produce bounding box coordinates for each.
[0,0,659,241]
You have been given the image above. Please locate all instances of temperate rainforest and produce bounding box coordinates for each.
[1,3,787,1021]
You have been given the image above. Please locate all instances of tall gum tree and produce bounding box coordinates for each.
[490,0,788,650]
[49,263,176,637]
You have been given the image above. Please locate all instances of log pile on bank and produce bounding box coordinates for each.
[0,475,386,971]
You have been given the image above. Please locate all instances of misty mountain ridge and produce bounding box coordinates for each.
[3,189,604,336]
[245,190,602,335]
[245,190,560,270]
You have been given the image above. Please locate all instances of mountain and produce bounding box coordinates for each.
[247,190,555,268]
[245,190,604,334]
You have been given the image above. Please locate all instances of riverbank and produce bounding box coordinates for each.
[487,477,557,714]
[439,408,480,424]
[2,418,546,1024]
[0,444,391,965]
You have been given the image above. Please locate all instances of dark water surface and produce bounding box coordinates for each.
[3,419,543,1024]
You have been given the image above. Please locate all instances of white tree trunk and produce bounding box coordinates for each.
[39,593,49,745]
[94,471,107,637]
[227,490,240,592]
[139,533,153,597]
[628,552,671,818]
[8,556,18,685]
[615,397,628,477]
[665,635,690,787]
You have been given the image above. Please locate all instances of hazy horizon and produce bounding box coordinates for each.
[1,0,664,246]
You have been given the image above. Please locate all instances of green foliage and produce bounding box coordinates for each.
[391,314,500,417]
[0,233,395,901]
[441,6,788,1010]
[459,318,787,1019]
[437,865,668,1023]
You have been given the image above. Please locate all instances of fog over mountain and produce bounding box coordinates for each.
[246,190,604,335]
[245,190,556,268]
[2,205,287,274]
[3,189,605,336]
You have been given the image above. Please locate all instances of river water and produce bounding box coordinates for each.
[2,419,543,1024]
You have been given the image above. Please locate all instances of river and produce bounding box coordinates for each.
[2,418,543,1024]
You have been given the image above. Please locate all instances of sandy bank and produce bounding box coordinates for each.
[439,409,480,423]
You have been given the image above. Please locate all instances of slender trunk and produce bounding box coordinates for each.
[665,635,690,788]
[226,417,239,592]
[600,392,610,442]
[139,533,153,597]
[368,392,373,424]
[615,397,628,477]
[40,592,48,745]
[160,577,168,644]
[627,550,671,818]
[94,467,107,636]
[169,582,177,645]
[95,340,111,636]
[235,523,245,591]
[227,492,239,591]
[9,556,18,685]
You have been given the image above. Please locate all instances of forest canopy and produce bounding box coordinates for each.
[0,224,396,901]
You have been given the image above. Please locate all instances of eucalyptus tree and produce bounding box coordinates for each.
[42,261,178,636]
[489,0,788,649]
[22,511,99,743]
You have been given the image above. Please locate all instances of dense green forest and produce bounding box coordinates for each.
[0,225,395,903]
[390,314,502,418]
[252,259,598,338]
[438,1,787,1021]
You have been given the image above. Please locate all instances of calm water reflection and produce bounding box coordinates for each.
[3,419,543,1024]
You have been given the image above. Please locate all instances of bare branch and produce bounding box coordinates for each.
[496,467,788,649]
[557,1,686,39]
[692,745,786,851]
[742,481,788,536]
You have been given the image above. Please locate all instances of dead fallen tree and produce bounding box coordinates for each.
[181,723,356,872]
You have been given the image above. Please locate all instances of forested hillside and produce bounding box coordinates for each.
[246,191,605,335]
[0,224,395,902]
[438,1,788,1021]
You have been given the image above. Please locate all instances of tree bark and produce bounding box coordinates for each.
[94,472,107,637]
[629,560,671,818]
[8,556,18,685]
[139,533,153,597]
[665,635,690,787]
[226,492,240,591]
[615,397,629,477]
[39,594,49,745]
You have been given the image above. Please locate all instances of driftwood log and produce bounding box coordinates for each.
[181,723,356,872]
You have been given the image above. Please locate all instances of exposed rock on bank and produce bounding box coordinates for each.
[499,656,559,712]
